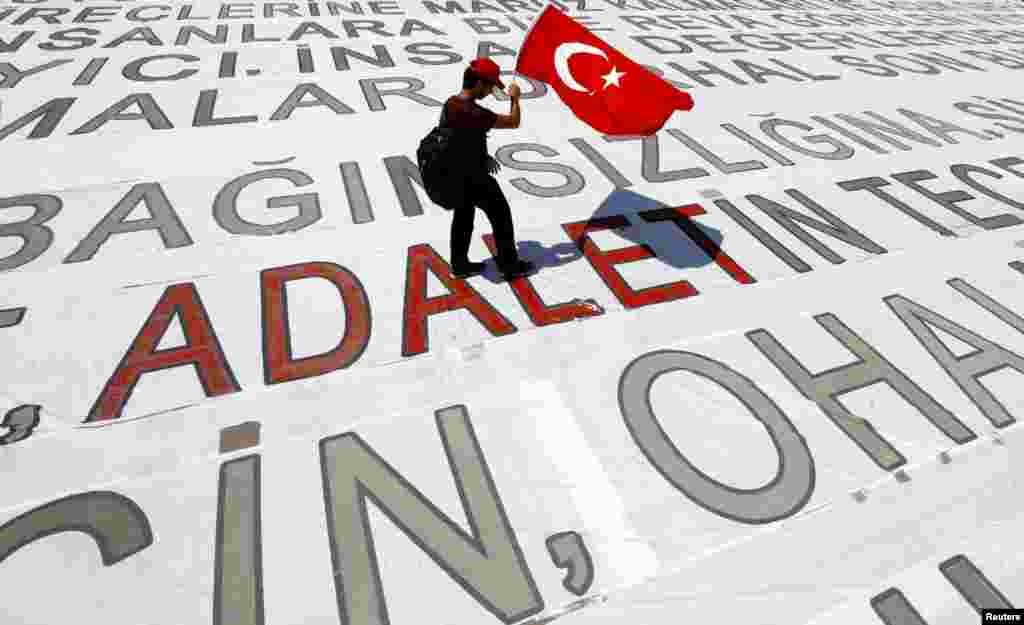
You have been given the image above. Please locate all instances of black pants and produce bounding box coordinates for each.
[449,172,518,266]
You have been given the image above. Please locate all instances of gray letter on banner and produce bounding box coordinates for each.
[213,454,264,625]
[885,292,1024,429]
[748,313,975,470]
[0,491,153,565]
[319,404,543,625]
[618,350,815,524]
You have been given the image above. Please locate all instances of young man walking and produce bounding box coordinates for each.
[440,57,535,279]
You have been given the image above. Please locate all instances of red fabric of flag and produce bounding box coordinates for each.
[515,5,694,136]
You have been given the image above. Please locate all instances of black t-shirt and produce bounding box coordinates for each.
[442,95,497,172]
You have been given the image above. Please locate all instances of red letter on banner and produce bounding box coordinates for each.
[85,283,240,423]
[481,233,603,326]
[402,244,517,357]
[639,205,756,284]
[562,215,698,309]
[261,261,372,385]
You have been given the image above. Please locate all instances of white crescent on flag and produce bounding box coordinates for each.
[553,42,608,95]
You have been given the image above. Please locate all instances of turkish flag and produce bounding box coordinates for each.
[515,5,694,136]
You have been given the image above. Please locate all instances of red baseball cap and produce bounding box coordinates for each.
[469,57,506,89]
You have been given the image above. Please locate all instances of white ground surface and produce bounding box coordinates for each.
[2,0,1024,623]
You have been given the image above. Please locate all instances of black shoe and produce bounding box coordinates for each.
[452,261,486,278]
[498,259,535,279]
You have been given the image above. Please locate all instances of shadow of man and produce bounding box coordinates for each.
[589,188,725,271]
[478,188,724,283]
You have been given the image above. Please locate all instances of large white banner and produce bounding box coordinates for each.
[2,0,1024,622]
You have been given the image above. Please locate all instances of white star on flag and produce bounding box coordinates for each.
[601,67,625,89]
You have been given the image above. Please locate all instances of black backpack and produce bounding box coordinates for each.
[417,105,457,209]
